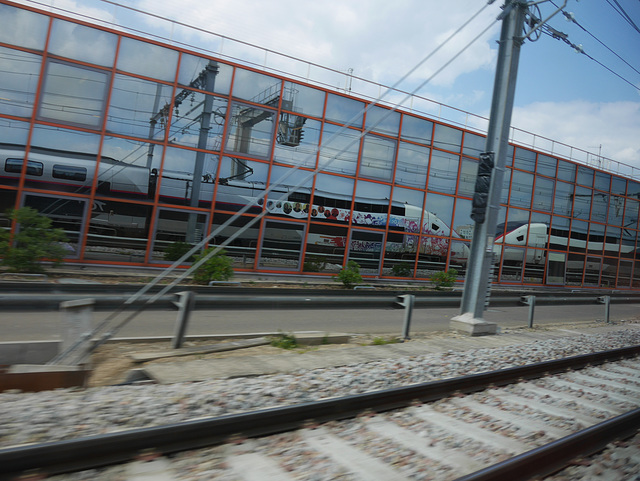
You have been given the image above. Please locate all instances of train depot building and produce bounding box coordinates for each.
[1,1,639,290]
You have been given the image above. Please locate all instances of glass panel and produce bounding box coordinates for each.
[117,37,178,82]
[178,56,232,95]
[359,134,396,181]
[394,141,428,188]
[452,197,472,239]
[210,213,260,269]
[584,256,601,285]
[304,223,347,273]
[587,223,605,255]
[572,186,591,220]
[283,81,325,118]
[509,170,534,208]
[566,253,584,285]
[324,93,364,127]
[215,158,269,213]
[0,189,17,228]
[449,240,469,277]
[611,176,626,196]
[425,192,454,233]
[576,165,593,186]
[231,69,281,105]
[225,102,275,158]
[524,250,545,283]
[590,192,608,223]
[536,154,557,177]
[0,118,29,146]
[458,158,477,197]
[601,257,616,288]
[266,165,313,220]
[383,187,424,277]
[22,194,86,259]
[318,124,360,175]
[500,247,524,282]
[352,180,390,229]
[0,47,41,118]
[462,132,485,158]
[557,160,576,182]
[546,251,566,284]
[107,74,174,140]
[514,147,535,171]
[594,171,611,192]
[0,4,48,50]
[532,177,554,212]
[274,117,320,168]
[624,197,639,231]
[620,228,637,259]
[258,220,304,270]
[382,229,416,278]
[433,124,462,152]
[150,209,208,263]
[159,147,219,207]
[84,200,152,263]
[553,181,573,216]
[311,174,354,224]
[39,60,109,128]
[365,105,400,136]
[501,168,511,205]
[634,262,640,288]
[604,226,621,256]
[569,219,588,253]
[401,114,432,144]
[49,19,117,67]
[348,229,384,275]
[168,91,227,150]
[428,150,458,194]
[618,259,633,287]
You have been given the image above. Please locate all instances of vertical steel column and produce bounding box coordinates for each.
[458,1,527,320]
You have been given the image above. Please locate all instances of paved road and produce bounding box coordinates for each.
[1,302,638,341]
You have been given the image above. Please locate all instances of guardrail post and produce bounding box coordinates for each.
[59,298,95,365]
[520,295,536,328]
[396,294,415,341]
[597,295,611,324]
[173,291,196,349]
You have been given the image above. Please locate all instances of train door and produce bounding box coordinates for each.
[546,252,566,285]
[258,220,305,271]
[499,247,525,283]
[149,208,209,263]
[21,193,88,259]
[347,229,384,276]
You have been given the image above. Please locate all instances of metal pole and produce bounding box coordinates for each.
[172,291,196,349]
[398,294,415,341]
[458,1,527,321]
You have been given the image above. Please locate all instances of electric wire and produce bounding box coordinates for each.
[49,2,500,363]
[605,0,640,34]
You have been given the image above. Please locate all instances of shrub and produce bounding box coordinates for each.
[391,262,412,277]
[335,260,363,289]
[431,268,458,290]
[302,254,327,272]
[163,241,196,262]
[192,247,234,284]
[0,207,68,273]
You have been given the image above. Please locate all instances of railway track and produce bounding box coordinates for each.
[1,346,639,481]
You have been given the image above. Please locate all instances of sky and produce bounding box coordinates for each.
[14,0,640,172]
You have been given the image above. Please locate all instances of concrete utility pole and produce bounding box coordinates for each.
[451,0,527,336]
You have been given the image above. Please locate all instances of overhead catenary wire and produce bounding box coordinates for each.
[48,1,501,364]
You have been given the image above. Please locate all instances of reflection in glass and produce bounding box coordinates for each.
[352,180,390,229]
[259,220,304,270]
[584,256,601,285]
[594,171,611,192]
[509,170,534,209]
[39,61,109,128]
[49,19,117,67]
[433,124,462,152]
[532,177,554,212]
[611,176,626,196]
[553,181,573,216]
[85,200,152,262]
[549,216,570,251]
[546,251,566,284]
[452,197,472,239]
[304,223,347,273]
[587,223,605,255]
[623,197,639,230]
[325,93,364,127]
[151,209,208,262]
[395,142,428,188]
[365,105,400,136]
[0,48,42,118]
[348,229,384,275]
[359,134,396,181]
[523,249,545,283]
[0,4,48,50]
[168,91,227,150]
[274,117,320,168]
[318,124,360,175]
[537,154,557,177]
[159,147,219,207]
[576,165,593,186]
[573,186,591,220]
[178,55,232,95]
[514,147,535,171]
[569,219,588,253]
[591,192,608,223]
[501,168,511,204]
[232,69,281,105]
[428,150,458,194]
[618,259,633,287]
[401,114,432,144]
[462,132,485,158]
[557,160,576,182]
[601,257,617,287]
[117,37,178,82]
[210,213,260,269]
[458,158,477,197]
[108,75,174,140]
[566,253,584,285]
[500,247,524,282]
[216,157,268,213]
[283,82,325,118]
[605,226,621,256]
[225,102,275,158]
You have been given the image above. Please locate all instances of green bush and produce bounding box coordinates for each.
[431,268,458,290]
[391,262,412,277]
[0,207,68,273]
[302,254,327,272]
[192,247,234,284]
[163,241,196,262]
[335,260,363,289]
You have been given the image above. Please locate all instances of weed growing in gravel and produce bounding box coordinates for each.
[270,333,299,349]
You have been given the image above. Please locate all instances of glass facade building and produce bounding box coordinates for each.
[1,1,639,288]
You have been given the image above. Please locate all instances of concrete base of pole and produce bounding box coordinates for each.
[450,313,498,336]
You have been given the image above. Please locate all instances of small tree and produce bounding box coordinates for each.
[431,268,458,290]
[335,260,363,289]
[192,247,234,284]
[0,207,68,273]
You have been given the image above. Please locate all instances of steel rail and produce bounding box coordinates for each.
[0,345,638,480]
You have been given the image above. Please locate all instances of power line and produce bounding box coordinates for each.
[605,0,640,34]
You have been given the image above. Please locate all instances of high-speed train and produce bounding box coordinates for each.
[0,144,470,260]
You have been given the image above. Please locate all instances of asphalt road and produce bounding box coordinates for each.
[2,302,639,342]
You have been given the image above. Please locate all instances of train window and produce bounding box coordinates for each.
[5,158,43,176]
[288,191,310,203]
[516,234,524,242]
[52,164,87,182]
